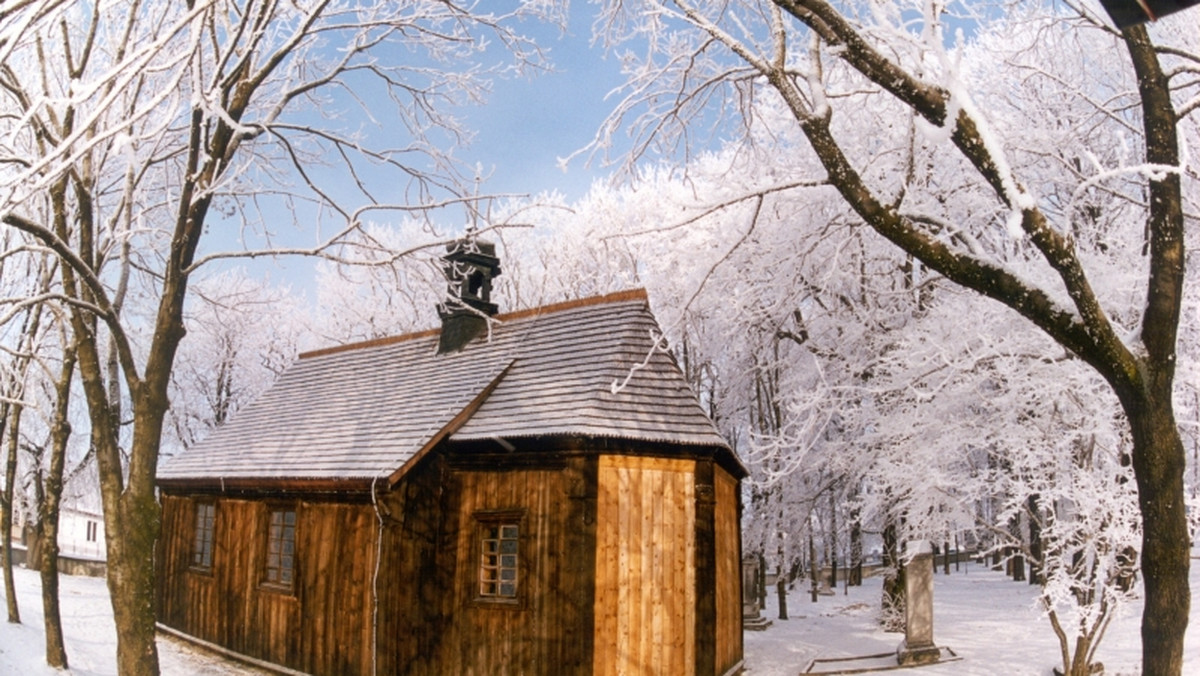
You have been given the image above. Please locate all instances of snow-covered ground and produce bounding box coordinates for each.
[746,555,1200,676]
[0,565,272,676]
[2,557,1198,675]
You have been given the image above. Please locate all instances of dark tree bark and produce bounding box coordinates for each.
[808,531,818,604]
[778,565,790,619]
[1116,27,1189,676]
[880,515,905,631]
[829,493,838,588]
[1,400,17,625]
[849,498,862,586]
[39,331,76,668]
[1011,517,1026,583]
[757,551,767,609]
[4,7,288,672]
[1028,495,1043,585]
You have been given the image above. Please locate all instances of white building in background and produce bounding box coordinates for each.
[57,506,105,561]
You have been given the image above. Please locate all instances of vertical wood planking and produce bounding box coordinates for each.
[713,466,743,674]
[432,466,582,674]
[594,455,695,676]
[158,450,731,676]
[156,494,378,676]
[594,459,618,676]
[694,459,717,675]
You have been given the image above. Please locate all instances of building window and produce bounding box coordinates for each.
[264,508,296,588]
[191,503,215,570]
[85,520,98,543]
[479,522,520,599]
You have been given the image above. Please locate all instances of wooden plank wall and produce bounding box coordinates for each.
[158,452,733,676]
[714,466,743,674]
[593,455,696,676]
[373,456,454,675]
[451,464,587,673]
[376,455,598,675]
[157,493,377,675]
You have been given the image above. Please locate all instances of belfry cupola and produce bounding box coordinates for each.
[437,238,502,354]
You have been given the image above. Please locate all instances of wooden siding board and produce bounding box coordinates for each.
[374,455,458,675]
[714,467,744,674]
[594,455,695,676]
[412,466,589,675]
[156,494,378,676]
[694,459,717,675]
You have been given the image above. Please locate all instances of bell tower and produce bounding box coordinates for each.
[437,238,501,354]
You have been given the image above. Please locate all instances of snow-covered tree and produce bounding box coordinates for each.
[582,2,1198,673]
[164,269,308,455]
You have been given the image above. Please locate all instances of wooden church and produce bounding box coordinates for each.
[155,240,747,676]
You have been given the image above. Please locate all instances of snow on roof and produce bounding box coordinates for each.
[157,289,732,487]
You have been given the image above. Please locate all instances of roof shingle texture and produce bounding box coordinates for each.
[157,291,729,483]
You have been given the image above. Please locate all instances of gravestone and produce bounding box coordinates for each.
[896,540,941,666]
[742,555,772,630]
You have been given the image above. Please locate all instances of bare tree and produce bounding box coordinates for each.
[590,2,1197,674]
[0,1,563,674]
[0,240,55,626]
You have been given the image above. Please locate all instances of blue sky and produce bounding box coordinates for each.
[201,8,629,291]
[457,11,628,203]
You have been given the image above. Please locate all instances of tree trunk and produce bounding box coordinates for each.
[808,531,818,603]
[748,8,1189,671]
[757,552,767,609]
[829,494,838,588]
[2,292,42,626]
[777,566,789,620]
[1028,495,1043,585]
[849,509,862,586]
[40,515,68,668]
[1122,25,1189,675]
[105,492,162,676]
[1,402,16,624]
[40,341,76,668]
[881,516,905,631]
[67,303,166,676]
[1123,387,1189,675]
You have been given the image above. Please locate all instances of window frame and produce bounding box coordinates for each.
[189,501,216,573]
[473,509,525,607]
[261,504,298,594]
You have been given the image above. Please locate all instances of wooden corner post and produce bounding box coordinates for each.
[694,459,717,675]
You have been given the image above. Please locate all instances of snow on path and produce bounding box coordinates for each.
[2,556,1199,675]
[745,556,1200,676]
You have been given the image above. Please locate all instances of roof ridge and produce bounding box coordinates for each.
[299,288,649,360]
[496,288,647,323]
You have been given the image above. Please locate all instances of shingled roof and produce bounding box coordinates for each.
[157,289,736,489]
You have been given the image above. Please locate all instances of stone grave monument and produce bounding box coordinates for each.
[897,540,941,666]
[742,555,772,630]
